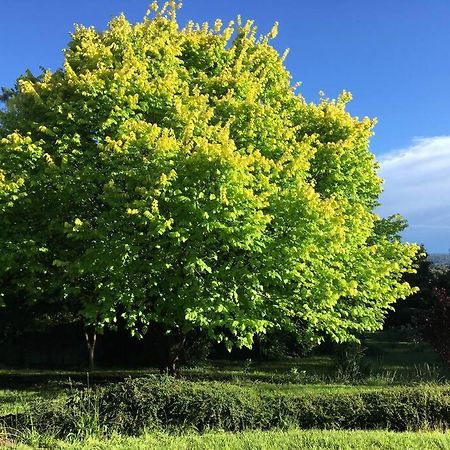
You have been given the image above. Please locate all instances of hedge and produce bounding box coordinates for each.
[2,376,450,436]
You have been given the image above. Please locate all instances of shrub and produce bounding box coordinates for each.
[2,377,449,436]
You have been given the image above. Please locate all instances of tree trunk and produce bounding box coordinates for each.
[84,327,97,371]
[158,328,186,376]
[254,333,263,364]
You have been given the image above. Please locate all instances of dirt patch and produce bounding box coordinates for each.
[0,435,15,447]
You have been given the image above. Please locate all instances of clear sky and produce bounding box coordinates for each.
[1,1,449,252]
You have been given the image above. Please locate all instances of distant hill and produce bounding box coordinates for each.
[428,253,450,266]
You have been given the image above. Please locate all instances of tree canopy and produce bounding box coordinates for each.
[0,2,418,353]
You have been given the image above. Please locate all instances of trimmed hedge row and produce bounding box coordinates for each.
[3,377,450,435]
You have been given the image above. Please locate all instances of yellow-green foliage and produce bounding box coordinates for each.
[0,2,418,348]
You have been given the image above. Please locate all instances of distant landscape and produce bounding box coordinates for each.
[428,253,450,266]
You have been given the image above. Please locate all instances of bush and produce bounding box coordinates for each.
[2,377,450,436]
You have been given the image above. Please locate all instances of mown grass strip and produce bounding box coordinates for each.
[5,430,450,450]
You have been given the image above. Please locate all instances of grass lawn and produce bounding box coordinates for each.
[0,387,65,416]
[2,430,449,450]
[0,330,446,388]
[0,330,448,448]
[0,330,447,416]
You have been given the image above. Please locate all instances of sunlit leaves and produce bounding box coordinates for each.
[0,1,418,348]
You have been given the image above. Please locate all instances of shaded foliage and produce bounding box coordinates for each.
[425,288,450,366]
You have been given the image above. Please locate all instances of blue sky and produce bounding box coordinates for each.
[1,1,449,252]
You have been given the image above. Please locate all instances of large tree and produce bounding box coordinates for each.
[0,2,418,372]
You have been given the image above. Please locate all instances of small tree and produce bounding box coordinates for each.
[0,2,418,373]
[425,288,450,366]
[385,245,433,328]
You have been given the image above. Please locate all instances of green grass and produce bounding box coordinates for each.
[0,387,65,416]
[0,328,446,388]
[0,389,51,416]
[1,329,445,386]
[0,330,448,448]
[0,329,447,417]
[363,331,443,372]
[3,430,450,450]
